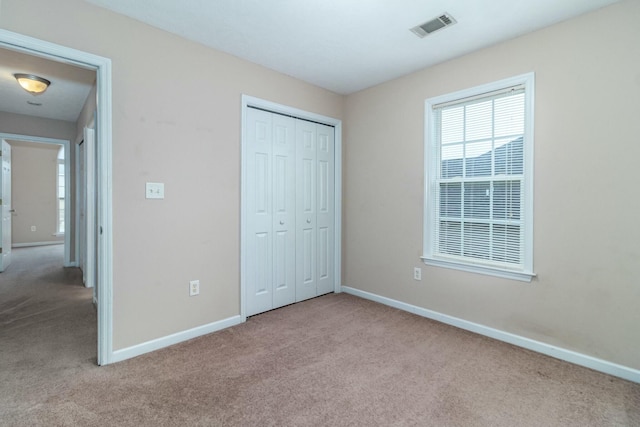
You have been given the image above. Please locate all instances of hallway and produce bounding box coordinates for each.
[0,245,96,415]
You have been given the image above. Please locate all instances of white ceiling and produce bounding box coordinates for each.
[0,0,620,123]
[86,0,619,94]
[0,47,95,122]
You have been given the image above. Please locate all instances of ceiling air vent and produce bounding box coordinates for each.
[410,13,457,38]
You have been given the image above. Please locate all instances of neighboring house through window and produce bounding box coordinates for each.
[57,146,65,234]
[423,73,535,281]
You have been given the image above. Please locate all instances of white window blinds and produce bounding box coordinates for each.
[424,74,534,280]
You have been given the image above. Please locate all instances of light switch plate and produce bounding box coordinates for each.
[146,182,165,199]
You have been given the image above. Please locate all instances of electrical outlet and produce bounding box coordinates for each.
[189,280,200,296]
[413,267,422,281]
[31,225,36,232]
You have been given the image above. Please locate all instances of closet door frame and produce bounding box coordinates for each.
[240,95,342,320]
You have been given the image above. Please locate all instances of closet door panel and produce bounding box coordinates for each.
[271,114,296,309]
[246,108,274,315]
[296,119,317,302]
[316,124,335,295]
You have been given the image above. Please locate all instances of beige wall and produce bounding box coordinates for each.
[0,111,75,142]
[3,0,637,371]
[0,0,344,350]
[7,140,62,244]
[0,112,76,255]
[343,0,640,369]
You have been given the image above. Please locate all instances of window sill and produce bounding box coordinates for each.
[52,232,65,237]
[421,256,535,282]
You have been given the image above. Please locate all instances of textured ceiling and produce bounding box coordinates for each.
[86,0,620,94]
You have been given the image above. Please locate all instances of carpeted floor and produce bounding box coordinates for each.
[1,245,639,426]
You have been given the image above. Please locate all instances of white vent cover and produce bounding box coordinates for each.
[410,13,457,38]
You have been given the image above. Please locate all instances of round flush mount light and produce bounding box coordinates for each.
[14,73,51,95]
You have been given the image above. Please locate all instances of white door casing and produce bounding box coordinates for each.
[0,140,12,272]
[243,98,341,317]
[0,29,114,365]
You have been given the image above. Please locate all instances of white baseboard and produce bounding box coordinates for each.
[12,241,63,248]
[341,286,639,384]
[111,315,243,363]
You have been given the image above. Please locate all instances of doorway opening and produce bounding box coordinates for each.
[0,29,113,365]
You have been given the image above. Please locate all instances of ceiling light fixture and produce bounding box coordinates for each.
[14,73,51,95]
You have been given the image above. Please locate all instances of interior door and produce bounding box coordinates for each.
[85,127,96,290]
[0,140,12,272]
[315,124,335,295]
[271,113,296,309]
[78,141,86,282]
[295,119,317,302]
[245,108,297,316]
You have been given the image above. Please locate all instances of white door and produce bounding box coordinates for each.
[78,141,86,282]
[315,123,335,295]
[85,127,96,291]
[295,120,317,302]
[0,140,12,272]
[295,120,335,301]
[245,109,335,315]
[246,108,296,316]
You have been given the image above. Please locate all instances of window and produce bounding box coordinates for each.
[57,146,65,234]
[423,73,534,281]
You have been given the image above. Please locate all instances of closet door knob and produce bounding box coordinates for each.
[306,218,311,224]
[279,220,284,225]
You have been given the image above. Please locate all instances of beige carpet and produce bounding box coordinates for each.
[1,245,639,426]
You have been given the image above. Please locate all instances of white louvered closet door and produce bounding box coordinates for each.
[246,109,335,316]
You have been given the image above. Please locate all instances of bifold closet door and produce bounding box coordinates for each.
[295,119,335,302]
[246,108,296,316]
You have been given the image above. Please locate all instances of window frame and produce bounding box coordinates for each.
[422,73,535,282]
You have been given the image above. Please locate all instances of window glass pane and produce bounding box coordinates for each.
[464,182,490,219]
[463,222,490,260]
[492,224,521,263]
[494,94,524,138]
[439,221,461,255]
[494,137,523,176]
[441,107,464,145]
[465,141,492,177]
[493,181,521,220]
[439,182,461,218]
[441,145,463,178]
[465,100,492,141]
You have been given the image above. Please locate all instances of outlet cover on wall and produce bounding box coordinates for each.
[413,267,422,281]
[189,280,200,296]
[31,225,36,232]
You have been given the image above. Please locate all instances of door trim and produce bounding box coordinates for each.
[240,95,342,320]
[0,134,70,265]
[0,29,114,366]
